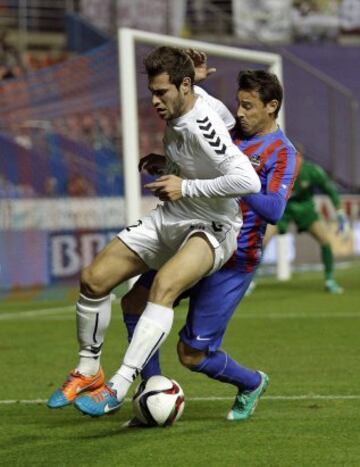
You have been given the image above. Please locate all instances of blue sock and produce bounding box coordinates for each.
[123,313,161,380]
[191,350,261,391]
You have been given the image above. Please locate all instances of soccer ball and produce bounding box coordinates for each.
[132,375,185,427]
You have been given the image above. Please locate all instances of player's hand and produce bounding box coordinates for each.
[139,153,166,176]
[336,209,350,236]
[144,175,183,201]
[185,49,216,83]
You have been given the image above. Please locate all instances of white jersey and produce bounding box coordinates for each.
[162,93,260,232]
[119,91,260,273]
[194,85,235,131]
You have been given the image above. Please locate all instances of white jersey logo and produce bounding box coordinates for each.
[197,116,227,155]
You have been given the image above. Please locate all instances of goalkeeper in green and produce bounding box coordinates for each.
[264,158,349,294]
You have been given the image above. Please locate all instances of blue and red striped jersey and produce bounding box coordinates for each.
[232,127,300,272]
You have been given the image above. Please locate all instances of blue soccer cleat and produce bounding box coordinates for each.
[227,371,269,421]
[74,382,123,417]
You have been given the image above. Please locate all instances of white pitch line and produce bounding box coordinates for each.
[1,395,360,405]
[26,312,360,322]
[1,307,360,321]
[0,306,73,320]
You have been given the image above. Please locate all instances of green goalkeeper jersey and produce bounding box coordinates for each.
[288,160,340,209]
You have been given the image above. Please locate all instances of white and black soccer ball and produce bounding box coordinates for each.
[132,375,185,427]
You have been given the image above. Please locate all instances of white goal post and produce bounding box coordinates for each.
[117,28,291,280]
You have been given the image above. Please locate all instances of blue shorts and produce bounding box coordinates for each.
[136,264,255,353]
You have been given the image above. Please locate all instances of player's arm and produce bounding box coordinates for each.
[242,192,286,224]
[182,129,261,199]
[145,154,260,202]
[186,49,217,83]
[311,163,349,234]
[145,132,261,201]
[242,147,300,224]
[311,164,341,209]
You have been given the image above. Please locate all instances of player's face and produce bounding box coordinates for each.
[236,89,278,136]
[148,72,188,121]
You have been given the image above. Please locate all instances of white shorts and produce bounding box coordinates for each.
[117,206,238,275]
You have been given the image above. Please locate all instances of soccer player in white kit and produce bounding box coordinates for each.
[47,46,260,416]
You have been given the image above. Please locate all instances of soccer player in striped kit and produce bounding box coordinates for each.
[121,65,300,423]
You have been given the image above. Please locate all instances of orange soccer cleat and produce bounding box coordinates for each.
[47,367,105,409]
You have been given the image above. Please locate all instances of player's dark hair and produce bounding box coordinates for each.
[237,70,283,118]
[144,46,195,88]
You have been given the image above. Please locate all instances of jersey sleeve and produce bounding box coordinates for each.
[242,192,286,224]
[310,163,341,209]
[266,146,300,198]
[242,146,301,224]
[194,85,235,130]
[182,116,261,198]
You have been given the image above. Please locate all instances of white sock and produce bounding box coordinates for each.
[76,293,111,376]
[110,302,174,400]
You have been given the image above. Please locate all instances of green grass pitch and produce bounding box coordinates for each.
[1,264,360,466]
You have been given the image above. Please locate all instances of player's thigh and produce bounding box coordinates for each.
[149,234,214,302]
[291,201,319,232]
[82,237,148,294]
[179,267,254,353]
[308,220,331,245]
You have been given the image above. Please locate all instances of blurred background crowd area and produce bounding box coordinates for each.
[0,0,359,200]
[78,0,360,43]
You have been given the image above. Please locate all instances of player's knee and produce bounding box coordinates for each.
[149,272,179,306]
[80,266,108,297]
[177,340,206,369]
